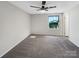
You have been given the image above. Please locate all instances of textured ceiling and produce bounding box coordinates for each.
[9,1,79,14]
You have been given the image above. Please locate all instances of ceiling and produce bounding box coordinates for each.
[9,1,79,14]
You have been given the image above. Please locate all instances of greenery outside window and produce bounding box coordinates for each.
[48,15,59,28]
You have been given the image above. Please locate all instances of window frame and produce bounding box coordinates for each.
[48,15,59,28]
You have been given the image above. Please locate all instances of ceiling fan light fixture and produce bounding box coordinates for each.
[39,10,46,13]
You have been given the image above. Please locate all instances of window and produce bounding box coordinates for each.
[48,16,59,28]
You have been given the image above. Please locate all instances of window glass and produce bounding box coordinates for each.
[48,16,59,28]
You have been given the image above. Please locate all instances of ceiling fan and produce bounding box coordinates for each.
[30,1,56,11]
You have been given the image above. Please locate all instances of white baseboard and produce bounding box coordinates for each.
[69,39,79,48]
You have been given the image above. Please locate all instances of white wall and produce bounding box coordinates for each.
[68,4,79,47]
[31,13,65,36]
[0,2,31,57]
[64,13,69,36]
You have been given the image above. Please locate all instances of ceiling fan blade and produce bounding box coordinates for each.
[49,6,56,8]
[45,6,56,9]
[37,9,41,11]
[37,9,48,11]
[45,9,48,11]
[30,6,41,8]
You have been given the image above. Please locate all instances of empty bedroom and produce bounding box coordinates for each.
[0,0,79,58]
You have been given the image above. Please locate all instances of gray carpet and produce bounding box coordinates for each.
[2,34,79,58]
